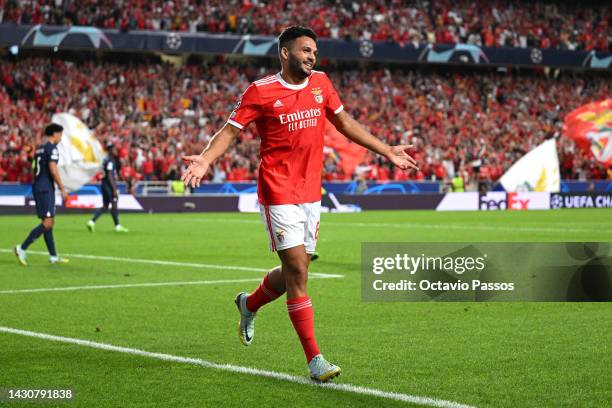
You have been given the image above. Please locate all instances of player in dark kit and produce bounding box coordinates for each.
[86,142,128,233]
[15,123,69,265]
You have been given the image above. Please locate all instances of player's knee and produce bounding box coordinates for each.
[284,262,308,281]
[279,247,310,285]
[285,270,308,290]
[42,218,54,230]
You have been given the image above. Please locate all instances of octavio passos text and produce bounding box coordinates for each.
[370,254,515,291]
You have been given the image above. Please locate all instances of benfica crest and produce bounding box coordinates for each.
[565,98,612,165]
[311,88,323,104]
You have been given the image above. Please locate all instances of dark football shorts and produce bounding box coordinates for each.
[101,183,117,207]
[34,191,55,219]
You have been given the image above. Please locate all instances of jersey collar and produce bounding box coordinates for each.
[276,72,310,90]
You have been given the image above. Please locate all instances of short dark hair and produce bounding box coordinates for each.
[278,26,317,52]
[45,123,63,136]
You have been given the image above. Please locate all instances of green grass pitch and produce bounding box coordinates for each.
[1,209,611,407]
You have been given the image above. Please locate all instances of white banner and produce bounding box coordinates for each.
[52,113,104,192]
[0,196,25,206]
[0,194,143,211]
[500,139,560,192]
[507,192,550,210]
[435,192,479,211]
[60,194,144,210]
[479,192,507,210]
[237,193,260,213]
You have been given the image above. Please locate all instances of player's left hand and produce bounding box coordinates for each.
[386,144,419,171]
[181,155,210,188]
[60,189,69,201]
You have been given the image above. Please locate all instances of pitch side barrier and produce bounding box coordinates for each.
[1,191,611,214]
[1,24,611,70]
[1,180,609,197]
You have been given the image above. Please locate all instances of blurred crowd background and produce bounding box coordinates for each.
[0,0,610,190]
[1,56,609,187]
[1,0,609,51]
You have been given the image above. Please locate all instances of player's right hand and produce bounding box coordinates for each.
[61,189,69,201]
[181,155,210,188]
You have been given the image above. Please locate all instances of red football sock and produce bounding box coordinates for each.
[287,296,320,363]
[246,273,282,312]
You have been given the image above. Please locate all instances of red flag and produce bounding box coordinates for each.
[324,120,367,178]
[564,99,612,165]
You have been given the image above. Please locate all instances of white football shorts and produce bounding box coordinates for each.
[259,201,321,254]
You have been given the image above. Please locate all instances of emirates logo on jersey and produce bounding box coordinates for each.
[279,108,322,132]
[279,108,321,124]
[311,87,323,104]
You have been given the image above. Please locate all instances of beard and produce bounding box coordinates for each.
[287,54,312,80]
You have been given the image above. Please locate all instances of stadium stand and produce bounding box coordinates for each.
[1,0,610,51]
[0,55,609,186]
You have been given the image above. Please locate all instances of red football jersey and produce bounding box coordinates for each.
[227,71,344,205]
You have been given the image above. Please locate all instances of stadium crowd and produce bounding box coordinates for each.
[1,0,610,52]
[0,57,610,188]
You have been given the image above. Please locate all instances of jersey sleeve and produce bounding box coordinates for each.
[49,145,59,163]
[324,74,344,116]
[227,84,262,130]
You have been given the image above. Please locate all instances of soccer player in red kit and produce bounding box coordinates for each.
[182,26,417,382]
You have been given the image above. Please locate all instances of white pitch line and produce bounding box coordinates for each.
[174,217,610,234]
[323,221,607,234]
[0,275,340,295]
[0,249,343,279]
[0,326,475,408]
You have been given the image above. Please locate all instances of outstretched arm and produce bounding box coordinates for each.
[181,123,241,187]
[329,110,418,171]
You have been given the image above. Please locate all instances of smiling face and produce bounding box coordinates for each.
[282,36,318,80]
